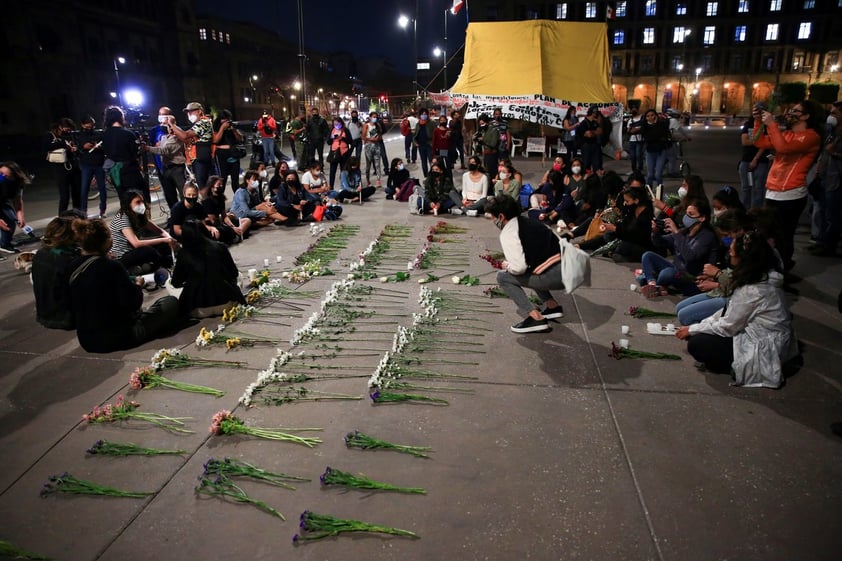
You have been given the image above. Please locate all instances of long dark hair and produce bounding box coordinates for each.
[118,189,148,230]
[727,230,781,293]
[180,218,212,253]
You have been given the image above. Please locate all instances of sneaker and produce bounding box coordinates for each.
[510,316,550,333]
[540,306,564,319]
[449,207,463,215]
[0,245,20,254]
[466,209,478,217]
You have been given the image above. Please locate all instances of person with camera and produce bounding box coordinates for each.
[256,111,277,166]
[102,106,147,202]
[212,109,244,194]
[169,102,214,191]
[77,116,106,217]
[45,118,81,215]
[145,107,186,210]
[811,102,842,257]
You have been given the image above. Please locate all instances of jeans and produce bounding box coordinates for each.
[580,142,603,173]
[638,251,700,295]
[497,263,564,317]
[645,149,667,187]
[379,140,389,171]
[192,159,212,195]
[418,143,432,176]
[675,293,728,325]
[687,332,734,374]
[364,143,382,183]
[261,137,276,165]
[329,152,351,188]
[215,152,240,194]
[56,164,81,214]
[0,203,16,247]
[352,138,363,160]
[404,135,417,161]
[311,139,325,165]
[819,187,842,249]
[738,160,769,210]
[765,196,808,271]
[628,141,644,174]
[665,144,679,175]
[80,163,106,214]
[160,164,186,210]
[419,196,455,214]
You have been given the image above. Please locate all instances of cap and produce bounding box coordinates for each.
[183,102,203,112]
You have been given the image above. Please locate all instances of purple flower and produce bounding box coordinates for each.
[319,467,332,485]
[292,534,300,544]
[369,390,381,402]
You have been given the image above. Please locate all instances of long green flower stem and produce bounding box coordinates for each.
[369,390,449,405]
[294,511,419,543]
[202,458,310,490]
[380,381,474,393]
[86,439,186,456]
[195,476,285,520]
[256,387,362,406]
[319,466,426,494]
[0,539,52,560]
[40,473,153,498]
[344,430,432,458]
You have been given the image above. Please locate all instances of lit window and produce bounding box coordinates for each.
[797,22,811,39]
[585,2,597,18]
[703,26,716,45]
[616,1,627,16]
[199,28,206,41]
[770,0,782,11]
[803,0,815,7]
[706,2,718,15]
[211,29,217,41]
[766,23,779,40]
[734,25,747,42]
[226,33,230,44]
[556,2,567,19]
[672,56,683,70]
[673,26,688,43]
[643,27,655,44]
[613,30,625,45]
[645,0,657,16]
[738,0,750,12]
[676,3,687,15]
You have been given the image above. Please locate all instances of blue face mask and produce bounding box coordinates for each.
[721,236,733,247]
[682,214,699,229]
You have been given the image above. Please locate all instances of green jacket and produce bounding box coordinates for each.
[413,119,436,146]
[423,175,455,203]
[480,126,499,152]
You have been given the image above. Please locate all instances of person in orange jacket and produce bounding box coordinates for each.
[256,111,278,166]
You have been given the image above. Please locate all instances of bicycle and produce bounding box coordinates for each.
[87,163,161,201]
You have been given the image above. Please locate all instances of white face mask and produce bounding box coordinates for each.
[158,115,169,124]
[499,172,509,180]
[571,166,581,174]
[259,170,267,178]
[397,163,404,171]
[713,208,726,218]
[187,113,198,124]
[828,115,839,128]
[132,203,146,215]
[249,180,259,189]
[678,187,688,198]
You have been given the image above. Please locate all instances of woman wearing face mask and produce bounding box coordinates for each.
[564,158,586,198]
[385,158,410,200]
[432,116,452,169]
[494,163,521,200]
[267,160,291,200]
[363,113,383,186]
[561,106,579,165]
[327,117,352,187]
[676,230,796,388]
[212,109,243,195]
[418,162,457,215]
[275,172,315,223]
[455,156,489,215]
[46,118,81,215]
[231,170,286,229]
[654,174,708,223]
[577,186,655,262]
[637,198,719,298]
[448,110,465,169]
[169,183,219,240]
[414,109,436,177]
[109,190,177,275]
[301,161,331,202]
[335,157,375,203]
[540,156,566,186]
[710,186,744,228]
[202,175,248,244]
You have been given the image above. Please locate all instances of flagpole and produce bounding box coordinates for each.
[443,9,448,92]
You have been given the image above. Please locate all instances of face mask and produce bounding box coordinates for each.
[132,203,146,215]
[351,116,358,122]
[494,216,504,230]
[571,166,581,174]
[259,170,267,178]
[499,172,509,180]
[249,180,259,189]
[713,208,726,218]
[430,171,441,178]
[420,115,428,121]
[397,164,405,171]
[371,117,377,123]
[678,187,688,198]
[682,214,699,229]
[185,196,198,205]
[468,163,478,171]
[552,163,562,171]
[334,123,342,130]
[721,236,733,247]
[158,115,169,124]
[827,115,838,128]
[187,114,198,124]
[439,122,447,127]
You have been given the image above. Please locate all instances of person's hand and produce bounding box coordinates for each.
[702,264,720,278]
[651,219,659,233]
[654,199,665,210]
[0,219,9,232]
[538,213,547,221]
[135,276,145,287]
[501,260,509,270]
[664,217,678,234]
[208,226,220,239]
[603,223,616,233]
[430,202,440,210]
[761,110,774,126]
[696,279,719,292]
[748,159,758,171]
[675,326,691,340]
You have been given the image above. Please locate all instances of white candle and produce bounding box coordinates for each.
[630,283,638,292]
[621,325,630,335]
[276,255,283,263]
[248,268,257,280]
[619,338,630,349]
[263,258,270,267]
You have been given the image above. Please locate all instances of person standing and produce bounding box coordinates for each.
[146,107,186,211]
[753,100,823,272]
[562,106,579,165]
[102,106,146,202]
[738,114,769,210]
[76,116,106,217]
[213,109,244,194]
[362,112,383,186]
[810,101,842,257]
[46,118,81,215]
[448,110,465,169]
[629,109,671,188]
[626,107,644,176]
[289,110,306,165]
[402,110,419,163]
[474,114,499,184]
[347,110,364,160]
[413,109,435,176]
[0,161,29,256]
[492,107,511,162]
[327,116,352,187]
[256,110,277,166]
[306,108,329,165]
[432,115,452,169]
[575,106,603,174]
[169,102,214,191]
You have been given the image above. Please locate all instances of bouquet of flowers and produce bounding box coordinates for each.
[293,511,419,544]
[319,466,426,494]
[283,259,334,283]
[81,395,192,434]
[86,439,186,456]
[40,472,153,498]
[129,366,225,397]
[344,430,431,458]
[150,347,246,370]
[379,271,410,283]
[451,274,480,286]
[250,269,271,288]
[209,410,322,447]
[369,389,448,405]
[195,475,285,520]
[417,273,440,284]
[609,341,682,360]
[202,457,310,490]
[626,306,678,319]
[195,324,280,351]
[479,252,505,269]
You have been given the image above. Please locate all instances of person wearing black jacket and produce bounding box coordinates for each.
[305,108,330,165]
[274,171,314,223]
[45,118,81,215]
[488,195,565,334]
[575,106,603,174]
[102,106,147,201]
[629,109,671,188]
[31,216,79,329]
[577,186,655,262]
[77,116,106,217]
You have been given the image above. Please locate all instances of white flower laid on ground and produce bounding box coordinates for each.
[239,350,294,407]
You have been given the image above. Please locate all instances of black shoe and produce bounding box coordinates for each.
[0,244,20,254]
[385,194,394,200]
[511,316,550,333]
[540,306,564,319]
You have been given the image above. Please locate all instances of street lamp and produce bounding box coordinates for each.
[398,9,418,95]
[677,63,684,112]
[695,67,702,113]
[113,56,126,107]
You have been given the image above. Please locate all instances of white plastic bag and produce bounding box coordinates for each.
[559,236,591,294]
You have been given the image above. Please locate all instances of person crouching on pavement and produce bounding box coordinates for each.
[487,195,565,334]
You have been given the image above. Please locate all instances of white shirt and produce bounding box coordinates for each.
[301,170,326,189]
[408,116,419,132]
[461,172,489,201]
[347,120,363,140]
[500,218,528,275]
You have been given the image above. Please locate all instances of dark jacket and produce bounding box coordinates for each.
[32,246,78,330]
[76,129,106,167]
[653,226,719,276]
[171,239,244,315]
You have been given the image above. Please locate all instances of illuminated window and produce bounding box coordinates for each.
[211,29,217,41]
[803,0,815,7]
[585,2,597,18]
[734,25,747,42]
[769,0,782,11]
[645,0,657,16]
[703,26,716,45]
[706,2,718,15]
[797,22,811,39]
[225,33,231,44]
[676,3,687,15]
[613,30,625,45]
[765,23,779,40]
[738,0,750,12]
[673,26,688,43]
[643,27,655,44]
[672,56,683,70]
[616,1,627,16]
[198,28,206,41]
[556,2,567,19]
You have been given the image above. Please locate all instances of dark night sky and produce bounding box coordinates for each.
[196,0,469,75]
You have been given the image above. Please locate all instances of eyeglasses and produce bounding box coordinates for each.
[789,109,804,114]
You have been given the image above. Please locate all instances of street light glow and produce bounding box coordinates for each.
[293,81,301,90]
[433,47,441,57]
[117,57,126,64]
[123,88,144,108]
[677,63,684,71]
[252,74,258,81]
[398,14,409,28]
[109,92,117,98]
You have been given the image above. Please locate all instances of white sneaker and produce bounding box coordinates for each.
[465,209,478,217]
[450,208,463,215]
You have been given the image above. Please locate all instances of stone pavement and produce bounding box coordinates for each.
[0,128,840,561]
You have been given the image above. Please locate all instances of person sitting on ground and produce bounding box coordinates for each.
[454,155,489,215]
[31,215,81,330]
[385,158,410,200]
[171,218,245,318]
[430,154,453,183]
[528,168,565,222]
[637,198,719,297]
[676,230,796,388]
[202,175,249,244]
[68,219,181,353]
[231,171,286,229]
[109,190,176,275]
[169,182,220,240]
[301,160,331,203]
[577,186,655,262]
[494,162,521,200]
[267,160,291,200]
[335,157,375,202]
[487,195,564,334]
[275,171,315,223]
[654,174,707,222]
[710,185,744,227]
[418,161,457,215]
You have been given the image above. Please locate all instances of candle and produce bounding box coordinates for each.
[248,268,257,281]
[263,258,270,267]
[630,283,638,292]
[276,255,283,263]
[621,325,630,335]
[619,338,630,349]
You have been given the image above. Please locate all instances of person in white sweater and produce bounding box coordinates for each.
[450,155,489,216]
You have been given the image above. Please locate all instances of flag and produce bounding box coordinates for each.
[450,0,464,15]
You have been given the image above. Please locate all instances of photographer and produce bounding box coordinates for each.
[169,102,214,190]
[145,107,186,210]
[212,109,243,194]
[256,111,277,166]
[45,118,81,215]
[102,106,147,201]
[77,116,106,217]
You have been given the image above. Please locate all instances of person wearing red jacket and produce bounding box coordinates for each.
[753,99,823,272]
[256,111,278,166]
[432,115,452,169]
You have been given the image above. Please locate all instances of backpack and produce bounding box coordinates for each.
[400,118,411,137]
[396,178,417,202]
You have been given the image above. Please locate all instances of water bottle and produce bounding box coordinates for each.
[22,224,36,238]
[747,171,754,187]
